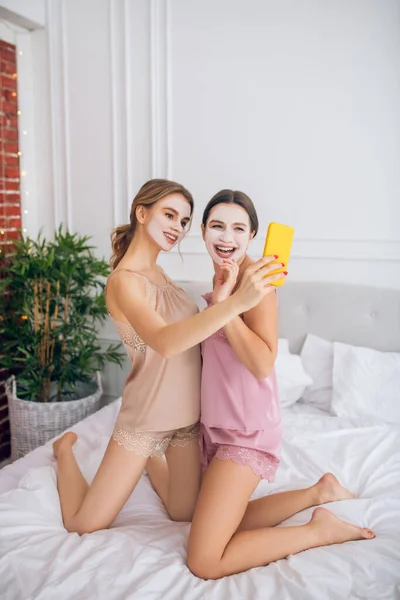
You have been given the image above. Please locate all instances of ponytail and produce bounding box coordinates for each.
[110,224,134,269]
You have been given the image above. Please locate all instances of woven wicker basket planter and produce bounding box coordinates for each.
[6,372,103,460]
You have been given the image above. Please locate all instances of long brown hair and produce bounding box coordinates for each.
[110,179,194,269]
[202,189,259,236]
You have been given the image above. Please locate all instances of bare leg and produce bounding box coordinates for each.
[239,473,354,530]
[53,432,87,520]
[146,456,169,505]
[187,459,375,580]
[53,432,148,534]
[146,439,202,522]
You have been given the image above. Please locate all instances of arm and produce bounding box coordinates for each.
[223,292,278,380]
[106,271,251,359]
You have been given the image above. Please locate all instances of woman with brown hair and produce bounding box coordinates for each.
[186,189,375,579]
[52,179,279,535]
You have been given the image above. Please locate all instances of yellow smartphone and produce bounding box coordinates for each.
[263,222,294,286]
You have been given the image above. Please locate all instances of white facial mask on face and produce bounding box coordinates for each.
[147,195,191,251]
[204,204,251,264]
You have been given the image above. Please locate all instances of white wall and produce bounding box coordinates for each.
[39,0,400,291]
[0,0,45,28]
[41,0,153,260]
[19,0,400,394]
[159,0,400,286]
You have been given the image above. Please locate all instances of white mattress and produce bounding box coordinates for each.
[1,400,400,600]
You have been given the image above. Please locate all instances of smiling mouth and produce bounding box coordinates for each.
[164,231,178,244]
[214,244,237,258]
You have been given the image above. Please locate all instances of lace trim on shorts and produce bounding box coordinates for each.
[215,445,280,482]
[170,422,200,447]
[112,423,200,456]
[113,427,170,456]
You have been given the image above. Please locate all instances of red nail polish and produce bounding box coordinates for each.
[283,271,288,275]
[274,254,278,259]
[281,262,285,267]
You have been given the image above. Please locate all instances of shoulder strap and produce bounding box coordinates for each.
[108,268,168,285]
[106,269,157,308]
[105,269,148,295]
[107,268,142,280]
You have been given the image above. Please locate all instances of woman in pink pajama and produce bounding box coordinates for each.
[186,190,375,580]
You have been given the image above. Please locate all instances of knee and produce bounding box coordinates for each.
[64,516,104,535]
[186,553,220,580]
[168,505,195,523]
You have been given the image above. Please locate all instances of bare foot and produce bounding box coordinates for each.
[315,472,355,504]
[53,432,78,458]
[310,507,375,546]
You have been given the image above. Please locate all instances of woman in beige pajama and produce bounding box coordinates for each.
[53,178,275,534]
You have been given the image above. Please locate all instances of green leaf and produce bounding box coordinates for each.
[2,225,119,401]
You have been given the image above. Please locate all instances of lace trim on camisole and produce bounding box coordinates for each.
[202,292,227,340]
[106,269,170,353]
[113,321,146,353]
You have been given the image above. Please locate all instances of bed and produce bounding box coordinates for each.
[1,281,400,600]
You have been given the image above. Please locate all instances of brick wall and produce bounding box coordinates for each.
[0,39,21,461]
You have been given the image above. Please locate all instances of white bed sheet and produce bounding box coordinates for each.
[1,399,400,600]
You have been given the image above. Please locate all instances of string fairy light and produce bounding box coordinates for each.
[0,24,28,247]
[0,19,34,243]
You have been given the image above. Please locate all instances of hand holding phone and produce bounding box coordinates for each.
[263,222,294,286]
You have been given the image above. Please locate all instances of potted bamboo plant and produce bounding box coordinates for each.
[0,227,123,459]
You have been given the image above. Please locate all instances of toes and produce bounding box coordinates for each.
[53,432,77,457]
[363,528,376,539]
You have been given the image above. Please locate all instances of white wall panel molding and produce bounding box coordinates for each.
[46,0,71,230]
[110,0,128,227]
[150,0,169,178]
[174,234,400,262]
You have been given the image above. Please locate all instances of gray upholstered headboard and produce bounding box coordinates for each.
[178,281,400,354]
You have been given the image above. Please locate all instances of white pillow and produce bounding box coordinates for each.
[300,334,333,412]
[278,338,290,354]
[331,342,400,424]
[275,341,313,408]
